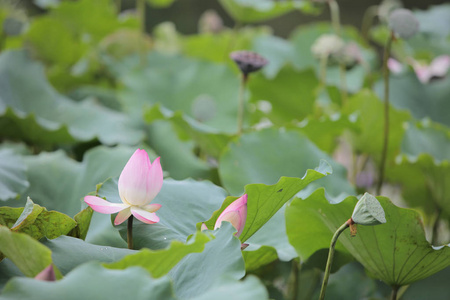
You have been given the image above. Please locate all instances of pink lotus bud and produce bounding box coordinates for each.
[411,55,450,83]
[35,265,56,281]
[200,223,208,231]
[214,194,248,237]
[388,58,403,74]
[84,149,163,225]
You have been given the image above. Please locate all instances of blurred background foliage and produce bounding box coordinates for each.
[0,0,449,299]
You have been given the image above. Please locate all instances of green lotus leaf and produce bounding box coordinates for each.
[0,149,29,201]
[286,189,450,286]
[0,50,143,146]
[104,232,212,278]
[218,128,353,199]
[0,226,56,277]
[0,262,176,300]
[170,223,245,299]
[219,0,317,24]
[209,141,335,242]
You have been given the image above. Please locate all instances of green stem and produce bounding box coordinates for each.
[390,285,399,300]
[319,220,350,300]
[431,208,442,245]
[376,32,394,195]
[319,54,329,88]
[328,0,347,104]
[127,216,134,250]
[116,0,121,13]
[361,5,378,44]
[224,22,242,60]
[237,74,247,135]
[290,260,300,300]
[328,0,341,36]
[136,0,146,65]
[339,62,348,105]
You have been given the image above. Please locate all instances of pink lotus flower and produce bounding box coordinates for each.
[388,58,403,74]
[412,55,450,83]
[84,149,163,225]
[214,194,247,237]
[388,56,450,83]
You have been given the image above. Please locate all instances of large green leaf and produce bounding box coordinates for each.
[252,35,297,79]
[414,4,450,38]
[243,204,297,270]
[104,232,211,278]
[119,52,239,133]
[0,149,29,201]
[209,137,338,242]
[144,105,233,158]
[41,235,134,275]
[343,89,411,162]
[169,223,245,299]
[97,178,227,249]
[388,122,450,224]
[146,0,175,8]
[183,27,270,63]
[145,120,216,180]
[0,50,143,146]
[374,73,450,127]
[0,262,177,300]
[218,128,353,198]
[286,189,450,286]
[219,0,316,23]
[248,68,318,125]
[9,198,76,240]
[0,226,53,277]
[192,275,269,300]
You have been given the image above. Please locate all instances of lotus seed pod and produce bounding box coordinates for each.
[388,8,419,39]
[351,193,386,225]
[311,34,345,59]
[230,51,268,76]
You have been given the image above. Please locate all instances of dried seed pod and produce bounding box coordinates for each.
[230,51,268,77]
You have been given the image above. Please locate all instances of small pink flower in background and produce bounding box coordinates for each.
[214,194,248,237]
[84,149,163,225]
[388,55,450,83]
[412,55,450,83]
[388,58,403,74]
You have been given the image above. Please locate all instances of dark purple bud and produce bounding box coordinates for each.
[230,51,268,76]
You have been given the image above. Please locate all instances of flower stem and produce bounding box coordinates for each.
[127,216,134,250]
[328,0,341,36]
[318,220,350,300]
[116,0,121,13]
[136,0,146,65]
[328,0,347,104]
[376,32,394,195]
[390,285,399,300]
[289,260,300,300]
[237,74,248,135]
[319,54,329,88]
[361,5,378,44]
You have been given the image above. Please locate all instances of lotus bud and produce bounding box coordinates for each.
[214,194,248,237]
[35,265,56,281]
[351,193,386,226]
[200,223,208,231]
[311,34,345,59]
